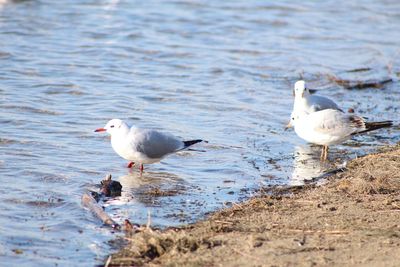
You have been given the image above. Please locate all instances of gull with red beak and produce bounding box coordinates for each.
[95,119,203,174]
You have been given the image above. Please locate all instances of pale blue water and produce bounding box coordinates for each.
[0,0,399,266]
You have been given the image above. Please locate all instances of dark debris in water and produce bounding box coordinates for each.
[12,249,23,255]
[91,174,123,201]
[135,183,188,198]
[0,138,17,145]
[83,174,123,229]
[100,174,122,197]
[24,197,64,208]
[142,187,182,197]
[346,67,372,73]
[327,74,392,90]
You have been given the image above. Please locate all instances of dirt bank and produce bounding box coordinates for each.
[108,144,400,267]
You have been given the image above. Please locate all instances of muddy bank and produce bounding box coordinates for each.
[108,144,400,267]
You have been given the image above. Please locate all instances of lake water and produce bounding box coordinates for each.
[0,0,399,266]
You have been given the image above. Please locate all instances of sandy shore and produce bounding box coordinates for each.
[108,144,400,267]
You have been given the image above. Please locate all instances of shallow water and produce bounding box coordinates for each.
[0,0,399,265]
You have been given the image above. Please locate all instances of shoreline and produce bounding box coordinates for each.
[108,143,400,266]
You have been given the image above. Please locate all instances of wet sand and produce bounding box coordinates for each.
[108,144,400,267]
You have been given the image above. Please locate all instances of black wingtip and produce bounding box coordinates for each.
[357,120,393,134]
[183,139,203,148]
[308,89,317,94]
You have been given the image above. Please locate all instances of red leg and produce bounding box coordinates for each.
[127,162,135,168]
[139,163,144,174]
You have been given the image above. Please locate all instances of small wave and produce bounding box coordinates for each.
[0,138,17,145]
[1,105,62,115]
[44,89,84,95]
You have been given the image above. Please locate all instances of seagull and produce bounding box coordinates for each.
[286,80,342,129]
[290,109,392,160]
[293,80,342,114]
[95,119,203,173]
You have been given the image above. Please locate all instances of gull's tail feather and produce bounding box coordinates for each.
[357,120,393,134]
[183,139,203,148]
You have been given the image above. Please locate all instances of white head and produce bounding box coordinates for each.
[94,119,129,135]
[285,111,298,129]
[293,80,309,98]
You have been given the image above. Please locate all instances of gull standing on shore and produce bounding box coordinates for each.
[293,80,342,114]
[95,119,203,174]
[290,109,392,160]
[286,80,343,129]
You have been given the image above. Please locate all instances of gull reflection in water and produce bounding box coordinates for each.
[107,170,187,206]
[103,170,194,226]
[291,145,332,186]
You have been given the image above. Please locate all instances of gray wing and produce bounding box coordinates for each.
[310,109,363,136]
[309,95,342,112]
[130,128,184,159]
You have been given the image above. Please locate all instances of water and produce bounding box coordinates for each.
[1,0,399,265]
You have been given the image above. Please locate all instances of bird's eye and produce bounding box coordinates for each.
[110,125,114,128]
[291,117,294,120]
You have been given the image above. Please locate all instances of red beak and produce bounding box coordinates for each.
[94,128,106,132]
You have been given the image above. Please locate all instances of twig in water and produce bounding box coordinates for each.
[104,255,112,267]
[146,210,151,230]
[81,193,120,229]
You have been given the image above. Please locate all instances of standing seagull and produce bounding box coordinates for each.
[286,80,342,129]
[95,119,203,173]
[291,109,392,160]
[293,80,342,114]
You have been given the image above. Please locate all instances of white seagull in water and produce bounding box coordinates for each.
[287,80,342,129]
[95,119,203,173]
[290,109,392,160]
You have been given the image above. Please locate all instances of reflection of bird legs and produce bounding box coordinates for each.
[127,161,144,174]
[320,145,329,161]
[139,164,144,175]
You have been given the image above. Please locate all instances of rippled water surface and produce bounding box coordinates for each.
[1,0,399,265]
